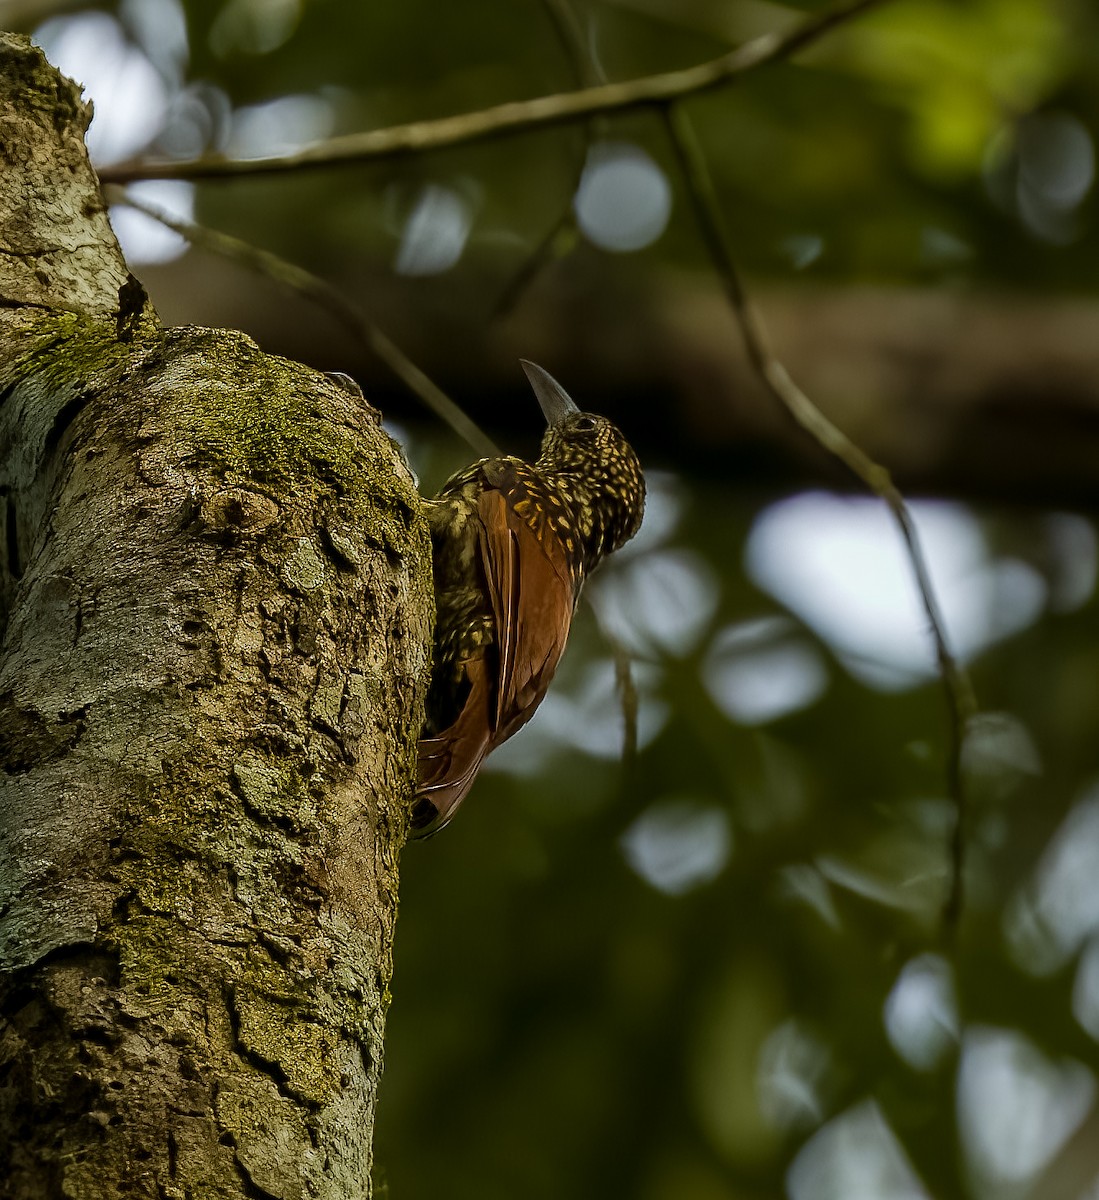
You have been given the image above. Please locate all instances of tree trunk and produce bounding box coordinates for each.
[0,34,430,1199]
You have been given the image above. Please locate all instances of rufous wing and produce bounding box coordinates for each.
[412,656,494,837]
[476,485,575,745]
[411,475,575,839]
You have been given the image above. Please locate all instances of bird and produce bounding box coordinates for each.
[410,360,645,838]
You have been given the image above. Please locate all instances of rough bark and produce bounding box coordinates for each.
[0,34,430,1199]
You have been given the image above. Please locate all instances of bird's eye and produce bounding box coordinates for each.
[574,416,597,432]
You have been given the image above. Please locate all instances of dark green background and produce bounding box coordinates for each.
[14,0,1099,1195]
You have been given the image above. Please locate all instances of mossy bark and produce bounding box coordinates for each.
[0,34,430,1199]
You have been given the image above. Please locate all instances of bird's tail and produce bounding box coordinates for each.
[411,658,493,838]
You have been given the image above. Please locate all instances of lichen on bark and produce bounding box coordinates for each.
[0,33,430,1200]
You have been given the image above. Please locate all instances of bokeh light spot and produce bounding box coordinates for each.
[884,954,959,1071]
[1006,788,1099,974]
[109,180,194,265]
[620,798,731,895]
[592,547,719,658]
[210,0,302,57]
[746,492,1047,690]
[704,617,828,726]
[394,185,473,277]
[227,93,335,159]
[34,13,168,165]
[780,234,824,270]
[787,1100,929,1200]
[958,1027,1095,1187]
[1073,935,1099,1043]
[119,0,188,81]
[962,711,1041,802]
[757,1020,831,1132]
[574,142,672,253]
[1046,512,1098,612]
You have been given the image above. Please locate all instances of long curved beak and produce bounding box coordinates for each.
[521,360,579,427]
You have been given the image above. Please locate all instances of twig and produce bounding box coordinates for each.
[99,0,890,185]
[662,105,977,938]
[611,631,640,765]
[542,0,601,87]
[585,594,640,764]
[106,188,499,459]
[491,0,602,319]
[491,215,579,319]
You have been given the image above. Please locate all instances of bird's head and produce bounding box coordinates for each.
[522,360,646,564]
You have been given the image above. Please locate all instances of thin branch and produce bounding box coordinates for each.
[493,0,612,318]
[585,594,640,765]
[662,105,977,939]
[491,0,602,318]
[107,188,499,459]
[614,645,640,764]
[99,0,891,185]
[542,0,603,89]
[492,214,579,319]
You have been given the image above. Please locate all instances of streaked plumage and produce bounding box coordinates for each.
[411,361,645,837]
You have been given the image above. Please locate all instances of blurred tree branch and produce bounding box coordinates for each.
[99,0,890,184]
[108,188,500,458]
[662,104,978,938]
[490,0,605,318]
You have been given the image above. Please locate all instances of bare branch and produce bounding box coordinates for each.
[99,0,891,184]
[107,189,500,459]
[612,635,640,765]
[491,214,579,319]
[661,105,977,939]
[490,0,600,318]
[585,594,640,765]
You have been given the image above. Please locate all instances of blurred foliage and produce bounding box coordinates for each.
[13,0,1099,1195]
